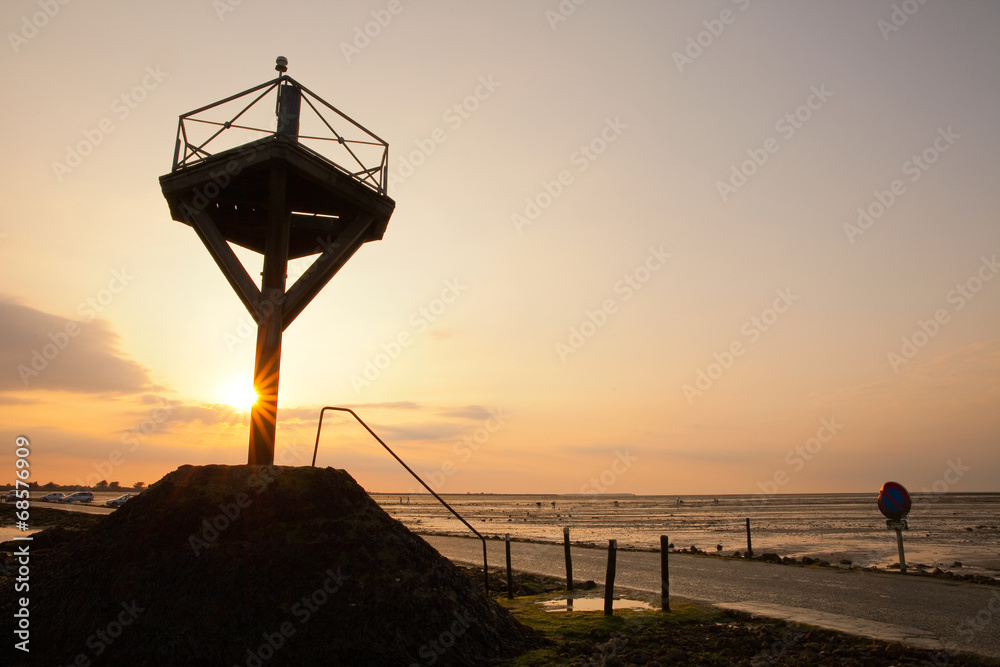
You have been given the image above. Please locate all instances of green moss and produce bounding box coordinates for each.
[498,594,723,666]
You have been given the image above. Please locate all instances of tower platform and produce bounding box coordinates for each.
[159,135,394,260]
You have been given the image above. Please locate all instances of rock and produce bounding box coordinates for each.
[0,465,538,666]
[579,580,597,590]
[759,553,782,564]
[884,642,906,658]
[798,648,818,661]
[951,561,963,568]
[662,648,687,662]
[519,581,545,595]
[731,551,742,558]
[589,628,611,641]
[839,559,852,565]
[716,544,723,551]
[782,556,796,564]
[1,525,85,551]
[801,556,816,565]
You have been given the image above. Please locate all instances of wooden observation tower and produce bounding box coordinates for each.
[159,57,395,465]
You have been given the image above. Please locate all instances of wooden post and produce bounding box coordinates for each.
[505,534,514,599]
[604,539,617,616]
[745,517,753,558]
[563,526,574,591]
[248,160,289,466]
[660,535,670,611]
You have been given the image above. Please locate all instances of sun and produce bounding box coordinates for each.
[219,378,259,411]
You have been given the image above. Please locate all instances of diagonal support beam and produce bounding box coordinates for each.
[282,214,376,330]
[179,200,262,321]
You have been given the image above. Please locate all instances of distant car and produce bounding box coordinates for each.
[2,490,19,502]
[59,492,94,503]
[105,493,137,508]
[38,493,66,502]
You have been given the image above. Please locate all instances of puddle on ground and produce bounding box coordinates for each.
[539,597,653,612]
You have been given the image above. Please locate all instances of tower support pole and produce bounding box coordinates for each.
[249,160,289,465]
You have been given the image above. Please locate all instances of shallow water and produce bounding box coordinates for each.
[373,492,1000,577]
[540,597,653,612]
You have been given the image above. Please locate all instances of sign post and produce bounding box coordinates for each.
[877,481,911,574]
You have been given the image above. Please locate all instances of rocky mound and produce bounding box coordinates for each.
[0,465,537,665]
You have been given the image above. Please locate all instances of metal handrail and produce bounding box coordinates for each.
[311,406,489,594]
[170,74,389,196]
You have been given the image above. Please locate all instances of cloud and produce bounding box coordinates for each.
[0,298,152,396]
[824,339,1000,409]
[378,422,466,442]
[0,395,37,406]
[342,401,421,411]
[437,405,493,420]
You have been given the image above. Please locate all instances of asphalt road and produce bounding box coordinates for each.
[24,500,115,515]
[423,534,1000,660]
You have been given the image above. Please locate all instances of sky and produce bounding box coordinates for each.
[0,1,998,496]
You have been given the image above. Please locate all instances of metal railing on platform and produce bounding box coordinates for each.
[311,406,489,594]
[170,74,389,196]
